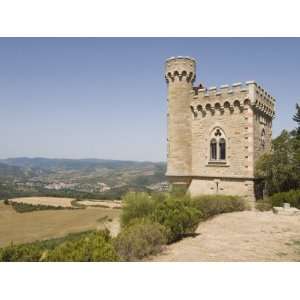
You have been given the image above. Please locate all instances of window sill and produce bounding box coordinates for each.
[206,160,229,167]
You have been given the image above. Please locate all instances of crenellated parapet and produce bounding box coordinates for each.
[190,81,275,119]
[251,81,275,118]
[165,56,196,84]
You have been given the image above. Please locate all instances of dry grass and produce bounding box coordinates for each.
[77,199,122,209]
[8,197,122,209]
[0,202,120,247]
[9,197,74,208]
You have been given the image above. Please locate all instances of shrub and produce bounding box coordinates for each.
[10,202,73,213]
[3,199,9,205]
[190,195,248,220]
[0,230,119,262]
[151,196,202,243]
[121,192,159,227]
[170,185,187,197]
[255,200,273,211]
[0,242,44,262]
[113,219,167,261]
[45,230,118,262]
[268,189,300,208]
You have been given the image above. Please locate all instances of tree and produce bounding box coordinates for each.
[292,103,300,135]
[255,130,299,195]
[255,104,300,196]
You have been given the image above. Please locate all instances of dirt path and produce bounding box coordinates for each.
[153,211,300,261]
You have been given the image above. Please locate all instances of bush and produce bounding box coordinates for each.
[0,242,44,262]
[255,200,273,211]
[151,196,202,243]
[190,195,248,220]
[3,199,9,205]
[121,192,159,227]
[170,185,188,197]
[45,230,118,262]
[0,230,119,262]
[268,189,300,208]
[113,219,167,261]
[10,202,74,213]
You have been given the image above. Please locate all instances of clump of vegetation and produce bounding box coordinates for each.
[268,189,300,208]
[113,219,167,261]
[189,195,249,220]
[0,242,45,262]
[10,202,75,213]
[255,200,273,211]
[255,189,300,211]
[45,230,118,262]
[151,196,201,243]
[3,199,9,205]
[255,104,300,196]
[0,230,118,262]
[121,192,158,227]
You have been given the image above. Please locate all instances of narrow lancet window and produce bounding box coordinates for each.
[210,139,217,160]
[219,138,226,160]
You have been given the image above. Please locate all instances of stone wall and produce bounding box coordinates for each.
[189,177,254,200]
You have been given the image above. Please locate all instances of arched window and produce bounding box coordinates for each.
[219,138,226,160]
[209,128,227,162]
[210,139,217,160]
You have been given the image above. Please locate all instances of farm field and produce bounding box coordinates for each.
[0,202,120,247]
[8,196,122,209]
[77,199,122,208]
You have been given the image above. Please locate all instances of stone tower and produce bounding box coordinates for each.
[165,56,275,201]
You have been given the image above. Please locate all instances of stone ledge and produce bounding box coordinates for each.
[272,206,300,216]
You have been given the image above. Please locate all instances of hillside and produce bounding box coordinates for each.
[0,158,167,199]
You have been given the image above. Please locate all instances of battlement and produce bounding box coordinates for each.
[191,81,275,118]
[165,56,196,83]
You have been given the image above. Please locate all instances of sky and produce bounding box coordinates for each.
[0,38,299,162]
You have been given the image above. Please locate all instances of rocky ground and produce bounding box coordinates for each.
[153,210,300,262]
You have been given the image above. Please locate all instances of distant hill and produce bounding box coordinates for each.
[0,157,165,171]
[0,162,25,177]
[0,158,167,200]
[0,161,48,179]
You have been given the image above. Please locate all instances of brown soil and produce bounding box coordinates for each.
[153,211,300,262]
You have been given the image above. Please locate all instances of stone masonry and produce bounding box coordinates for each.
[165,56,275,201]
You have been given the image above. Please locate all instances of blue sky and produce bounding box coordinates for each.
[0,38,299,161]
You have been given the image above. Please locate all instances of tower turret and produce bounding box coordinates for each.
[165,56,196,180]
